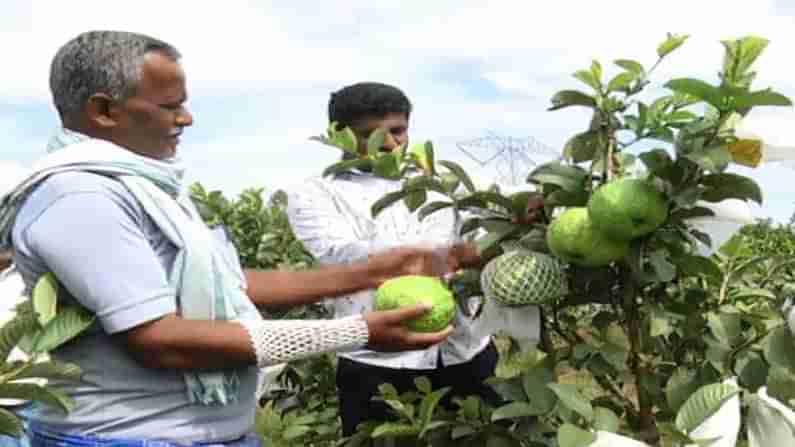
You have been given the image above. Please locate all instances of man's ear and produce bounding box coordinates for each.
[85,93,120,128]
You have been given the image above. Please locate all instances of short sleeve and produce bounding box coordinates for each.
[22,191,176,334]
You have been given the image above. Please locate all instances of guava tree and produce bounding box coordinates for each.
[319,35,795,446]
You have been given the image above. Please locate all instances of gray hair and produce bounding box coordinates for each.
[49,30,181,119]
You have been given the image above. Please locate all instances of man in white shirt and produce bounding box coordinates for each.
[287,82,501,436]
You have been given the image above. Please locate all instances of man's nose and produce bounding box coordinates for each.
[382,132,398,150]
[176,108,193,127]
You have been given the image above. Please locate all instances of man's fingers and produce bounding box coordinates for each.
[383,303,432,322]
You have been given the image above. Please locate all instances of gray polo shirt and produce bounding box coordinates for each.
[11,171,259,443]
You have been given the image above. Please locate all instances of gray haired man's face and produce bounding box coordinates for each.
[110,51,194,160]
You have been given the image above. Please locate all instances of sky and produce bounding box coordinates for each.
[1,0,795,222]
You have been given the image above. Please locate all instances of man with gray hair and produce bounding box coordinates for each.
[0,30,473,446]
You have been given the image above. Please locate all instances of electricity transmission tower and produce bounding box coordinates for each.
[455,130,560,186]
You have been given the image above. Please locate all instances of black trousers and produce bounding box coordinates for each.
[337,342,501,436]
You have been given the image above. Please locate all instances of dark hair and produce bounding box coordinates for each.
[328,82,412,128]
[50,30,181,120]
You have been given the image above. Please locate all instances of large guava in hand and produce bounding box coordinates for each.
[587,178,668,240]
[546,207,629,267]
[374,275,455,332]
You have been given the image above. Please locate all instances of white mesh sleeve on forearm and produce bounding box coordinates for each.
[238,316,370,367]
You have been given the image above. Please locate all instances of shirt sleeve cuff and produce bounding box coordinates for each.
[97,288,177,334]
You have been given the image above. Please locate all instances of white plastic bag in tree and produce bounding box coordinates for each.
[589,430,650,446]
[256,363,287,400]
[471,297,540,350]
[685,200,753,256]
[747,386,795,447]
[730,115,795,166]
[685,378,741,447]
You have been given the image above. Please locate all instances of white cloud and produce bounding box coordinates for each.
[1,1,794,221]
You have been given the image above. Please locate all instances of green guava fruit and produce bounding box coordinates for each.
[588,178,668,240]
[480,250,566,306]
[374,275,456,332]
[547,207,630,267]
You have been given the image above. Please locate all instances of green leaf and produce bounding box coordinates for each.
[735,351,768,391]
[466,192,515,212]
[700,173,762,204]
[327,123,359,153]
[371,422,419,438]
[648,307,674,338]
[593,406,620,432]
[666,368,700,413]
[521,367,558,414]
[372,151,402,179]
[418,387,449,437]
[640,147,677,176]
[0,408,22,437]
[451,424,476,439]
[487,377,528,403]
[440,172,460,194]
[684,146,732,173]
[666,110,699,124]
[0,383,73,413]
[766,365,795,404]
[527,162,588,193]
[409,141,436,175]
[378,383,399,400]
[282,425,311,440]
[0,312,38,361]
[675,382,738,434]
[733,89,793,109]
[615,59,644,75]
[721,36,769,86]
[458,395,481,420]
[670,206,715,221]
[32,273,58,327]
[605,323,631,350]
[557,423,596,447]
[763,326,795,370]
[549,90,597,111]
[417,201,453,221]
[32,304,96,353]
[491,402,539,421]
[573,70,601,92]
[607,72,636,93]
[591,60,603,83]
[404,189,427,212]
[731,286,775,302]
[475,225,519,255]
[371,190,409,218]
[366,128,387,157]
[548,383,593,421]
[665,78,722,109]
[675,255,722,281]
[438,160,476,193]
[718,233,745,258]
[564,131,603,163]
[12,360,82,382]
[384,399,414,420]
[648,250,676,282]
[707,312,743,347]
[322,159,372,177]
[657,33,690,58]
[414,376,432,394]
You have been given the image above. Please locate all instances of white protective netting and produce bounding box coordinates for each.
[239,315,369,368]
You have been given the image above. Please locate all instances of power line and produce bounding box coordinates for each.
[455,130,559,186]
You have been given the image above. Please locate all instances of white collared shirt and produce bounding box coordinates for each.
[286,171,491,370]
